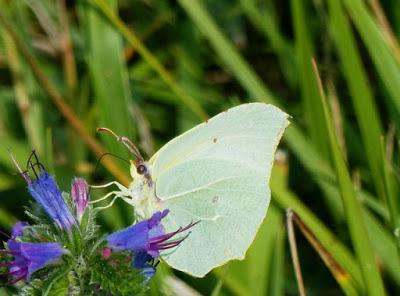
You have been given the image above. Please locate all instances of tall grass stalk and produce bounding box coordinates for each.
[313,60,386,295]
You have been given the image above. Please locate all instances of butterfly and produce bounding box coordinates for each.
[94,103,289,277]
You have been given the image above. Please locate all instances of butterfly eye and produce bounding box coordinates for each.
[136,164,147,175]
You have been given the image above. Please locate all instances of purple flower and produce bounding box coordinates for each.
[11,221,28,237]
[0,222,67,283]
[28,172,76,231]
[106,210,197,281]
[71,178,89,222]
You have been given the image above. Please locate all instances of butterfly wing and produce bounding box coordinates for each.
[149,103,289,277]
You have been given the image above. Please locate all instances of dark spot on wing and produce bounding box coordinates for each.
[213,138,217,143]
[212,196,219,204]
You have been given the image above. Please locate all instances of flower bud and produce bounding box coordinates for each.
[71,178,89,222]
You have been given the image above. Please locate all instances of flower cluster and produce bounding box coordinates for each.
[0,153,196,294]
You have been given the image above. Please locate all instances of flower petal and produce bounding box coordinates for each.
[11,221,28,238]
[28,172,76,231]
[19,242,67,280]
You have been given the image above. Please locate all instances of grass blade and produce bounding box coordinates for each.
[210,276,225,296]
[342,0,400,117]
[328,0,387,204]
[364,210,400,283]
[291,0,330,158]
[286,209,306,296]
[378,135,400,255]
[313,59,386,295]
[267,218,285,296]
[318,173,400,284]
[178,0,275,102]
[79,0,135,160]
[1,29,44,154]
[329,0,400,259]
[289,210,358,296]
[0,10,130,185]
[89,0,207,121]
[271,169,364,293]
[238,0,296,86]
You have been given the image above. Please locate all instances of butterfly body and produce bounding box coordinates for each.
[127,162,164,218]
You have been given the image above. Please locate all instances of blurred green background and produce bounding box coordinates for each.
[1,0,400,295]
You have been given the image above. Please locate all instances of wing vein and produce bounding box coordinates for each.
[159,175,262,200]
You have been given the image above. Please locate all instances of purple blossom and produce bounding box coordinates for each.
[28,172,76,231]
[11,221,28,237]
[106,210,197,281]
[71,177,89,222]
[0,222,67,283]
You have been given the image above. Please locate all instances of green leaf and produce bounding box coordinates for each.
[42,267,70,296]
[90,251,147,295]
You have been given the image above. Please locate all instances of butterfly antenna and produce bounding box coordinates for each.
[26,151,45,180]
[97,128,144,162]
[26,150,45,178]
[94,152,130,173]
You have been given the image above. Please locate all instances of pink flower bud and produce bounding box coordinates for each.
[71,178,89,222]
[101,247,112,260]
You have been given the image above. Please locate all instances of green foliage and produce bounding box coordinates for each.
[1,0,400,294]
[90,251,147,296]
[20,267,71,296]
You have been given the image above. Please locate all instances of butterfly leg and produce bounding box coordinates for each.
[94,194,132,210]
[90,181,131,205]
[90,181,128,192]
[89,190,119,204]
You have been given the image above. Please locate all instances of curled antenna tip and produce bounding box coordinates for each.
[97,127,119,138]
[97,127,144,162]
[96,127,108,132]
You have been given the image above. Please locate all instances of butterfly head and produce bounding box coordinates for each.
[97,127,158,216]
[97,127,153,182]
